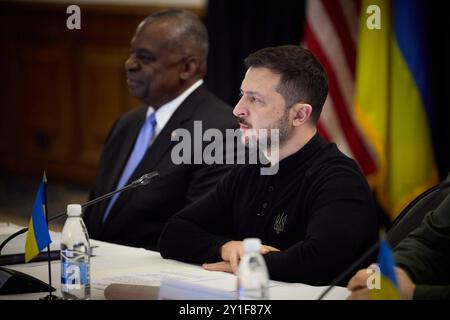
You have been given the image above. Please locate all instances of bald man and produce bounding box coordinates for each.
[83,10,236,250]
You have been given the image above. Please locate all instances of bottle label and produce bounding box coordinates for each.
[61,262,90,289]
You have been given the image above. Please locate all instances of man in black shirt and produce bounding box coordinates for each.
[159,45,378,285]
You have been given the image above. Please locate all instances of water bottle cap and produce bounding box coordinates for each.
[243,238,261,253]
[67,204,82,216]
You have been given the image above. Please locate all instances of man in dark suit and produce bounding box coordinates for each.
[83,10,236,251]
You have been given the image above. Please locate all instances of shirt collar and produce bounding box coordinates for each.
[266,133,325,179]
[281,133,325,167]
[146,79,203,134]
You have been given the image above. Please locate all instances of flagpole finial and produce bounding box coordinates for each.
[43,171,47,183]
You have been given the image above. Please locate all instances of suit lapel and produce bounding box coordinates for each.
[95,107,146,234]
[101,85,208,227]
[107,107,147,193]
[143,85,208,170]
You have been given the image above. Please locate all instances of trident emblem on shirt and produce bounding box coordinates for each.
[274,212,287,235]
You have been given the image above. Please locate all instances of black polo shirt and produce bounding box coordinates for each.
[160,133,378,285]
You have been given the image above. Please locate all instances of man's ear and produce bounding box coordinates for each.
[291,103,313,127]
[179,55,200,81]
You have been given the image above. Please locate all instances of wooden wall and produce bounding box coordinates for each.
[0,1,205,185]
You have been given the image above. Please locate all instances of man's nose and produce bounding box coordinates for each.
[125,55,139,72]
[233,98,249,118]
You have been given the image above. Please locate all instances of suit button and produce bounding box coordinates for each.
[262,202,268,209]
[268,186,274,192]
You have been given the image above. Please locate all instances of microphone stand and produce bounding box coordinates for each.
[0,171,159,295]
[317,240,380,300]
[0,172,158,255]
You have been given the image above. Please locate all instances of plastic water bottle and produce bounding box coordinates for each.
[237,238,270,300]
[60,204,91,300]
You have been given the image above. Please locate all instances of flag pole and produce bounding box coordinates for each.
[40,171,61,300]
[43,171,53,298]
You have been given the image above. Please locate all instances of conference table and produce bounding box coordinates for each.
[0,222,348,300]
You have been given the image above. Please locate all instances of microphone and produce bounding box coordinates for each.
[0,171,159,295]
[0,171,159,256]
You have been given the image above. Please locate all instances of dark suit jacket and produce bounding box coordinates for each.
[83,85,236,250]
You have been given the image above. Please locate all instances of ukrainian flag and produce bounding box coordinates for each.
[354,0,438,219]
[24,182,52,262]
[369,240,401,300]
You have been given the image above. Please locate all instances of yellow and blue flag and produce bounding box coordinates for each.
[369,240,401,300]
[24,181,52,262]
[355,0,438,219]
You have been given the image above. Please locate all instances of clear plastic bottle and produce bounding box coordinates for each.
[237,238,270,300]
[60,204,91,300]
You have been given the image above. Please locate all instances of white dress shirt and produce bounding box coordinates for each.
[146,79,204,140]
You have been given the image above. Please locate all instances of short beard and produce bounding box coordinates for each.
[242,107,290,152]
[267,107,290,148]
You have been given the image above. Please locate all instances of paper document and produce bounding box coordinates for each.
[93,270,279,293]
[93,271,231,291]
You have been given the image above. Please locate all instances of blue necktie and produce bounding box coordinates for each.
[102,113,157,222]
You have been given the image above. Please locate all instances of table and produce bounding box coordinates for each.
[0,223,348,300]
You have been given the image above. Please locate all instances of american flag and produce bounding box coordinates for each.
[303,0,377,178]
